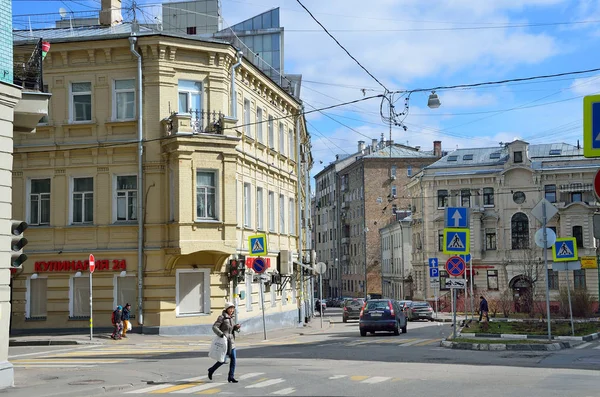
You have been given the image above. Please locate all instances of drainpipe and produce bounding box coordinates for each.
[419,173,426,299]
[231,51,243,119]
[296,115,304,323]
[400,219,405,300]
[129,36,144,326]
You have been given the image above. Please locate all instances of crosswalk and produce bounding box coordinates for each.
[340,337,441,347]
[10,343,210,369]
[125,372,403,395]
[574,341,600,350]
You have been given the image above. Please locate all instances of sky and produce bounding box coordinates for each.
[12,0,600,177]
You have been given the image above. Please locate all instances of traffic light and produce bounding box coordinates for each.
[237,256,246,282]
[10,220,28,268]
[228,259,240,280]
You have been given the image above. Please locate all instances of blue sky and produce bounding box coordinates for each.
[12,0,600,175]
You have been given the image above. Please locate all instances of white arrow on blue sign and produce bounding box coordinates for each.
[460,254,472,263]
[429,267,439,278]
[445,207,469,228]
[428,258,438,268]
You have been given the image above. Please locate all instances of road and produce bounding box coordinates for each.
[7,308,600,397]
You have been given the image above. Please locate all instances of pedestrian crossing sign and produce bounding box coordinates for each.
[443,228,470,255]
[552,237,577,262]
[248,234,268,256]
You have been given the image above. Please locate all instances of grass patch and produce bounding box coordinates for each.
[479,321,599,336]
[453,337,553,345]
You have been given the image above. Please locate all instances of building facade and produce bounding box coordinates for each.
[408,140,600,312]
[380,213,412,301]
[10,12,312,335]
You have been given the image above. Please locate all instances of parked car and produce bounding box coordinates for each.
[406,301,434,321]
[397,300,413,317]
[342,298,365,322]
[359,299,407,336]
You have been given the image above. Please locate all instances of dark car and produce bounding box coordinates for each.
[397,300,413,317]
[359,299,407,336]
[407,301,434,321]
[342,298,365,322]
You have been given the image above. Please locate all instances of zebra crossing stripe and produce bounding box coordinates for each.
[400,339,429,346]
[415,339,442,346]
[238,373,265,380]
[594,345,600,350]
[246,379,286,389]
[329,375,347,380]
[575,343,592,349]
[171,383,225,394]
[271,388,296,395]
[361,376,391,384]
[127,384,178,394]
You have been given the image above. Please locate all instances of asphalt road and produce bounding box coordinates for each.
[7,308,600,397]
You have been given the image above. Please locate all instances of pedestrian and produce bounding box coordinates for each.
[111,305,123,340]
[479,296,489,322]
[121,303,131,338]
[208,302,241,383]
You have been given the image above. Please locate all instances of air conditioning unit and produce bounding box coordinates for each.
[278,250,293,275]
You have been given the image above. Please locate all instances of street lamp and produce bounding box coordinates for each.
[427,91,441,109]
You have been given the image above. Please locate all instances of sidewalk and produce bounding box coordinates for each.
[9,318,333,347]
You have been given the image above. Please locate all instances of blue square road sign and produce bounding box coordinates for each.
[445,207,469,228]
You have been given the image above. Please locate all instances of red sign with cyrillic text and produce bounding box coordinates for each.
[34,259,127,273]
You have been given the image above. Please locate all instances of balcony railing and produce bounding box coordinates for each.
[13,39,45,92]
[163,110,225,136]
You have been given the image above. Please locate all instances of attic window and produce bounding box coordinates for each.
[463,154,474,161]
[549,149,562,156]
[447,155,458,162]
[489,152,501,159]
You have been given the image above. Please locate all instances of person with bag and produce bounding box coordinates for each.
[207,302,241,383]
[121,303,131,338]
[111,306,123,340]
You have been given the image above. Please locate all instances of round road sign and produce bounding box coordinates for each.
[315,262,327,275]
[89,254,95,273]
[445,256,465,277]
[594,169,600,200]
[253,257,267,274]
[534,228,557,248]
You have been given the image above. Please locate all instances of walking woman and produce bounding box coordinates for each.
[208,302,241,383]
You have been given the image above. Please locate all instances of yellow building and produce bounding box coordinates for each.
[10,17,312,335]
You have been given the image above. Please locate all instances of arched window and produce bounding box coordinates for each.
[511,212,529,249]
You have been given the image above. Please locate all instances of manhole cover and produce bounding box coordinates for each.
[69,380,105,386]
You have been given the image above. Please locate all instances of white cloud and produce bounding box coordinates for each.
[569,74,600,96]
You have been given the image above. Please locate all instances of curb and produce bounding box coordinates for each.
[9,340,105,347]
[440,339,578,351]
[458,331,600,342]
[15,382,137,397]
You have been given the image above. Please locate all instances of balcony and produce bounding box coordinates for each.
[163,110,226,136]
[12,39,51,133]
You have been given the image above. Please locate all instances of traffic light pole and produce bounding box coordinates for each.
[89,271,93,341]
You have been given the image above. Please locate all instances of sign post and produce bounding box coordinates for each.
[552,240,579,338]
[89,254,95,341]
[253,257,268,341]
[315,262,327,329]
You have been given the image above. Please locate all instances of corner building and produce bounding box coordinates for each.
[10,22,311,335]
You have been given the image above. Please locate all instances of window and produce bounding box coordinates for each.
[268,116,274,148]
[114,79,135,120]
[390,165,397,177]
[549,149,562,155]
[548,270,559,290]
[571,192,583,203]
[29,178,51,225]
[197,171,217,220]
[256,107,264,143]
[483,187,494,206]
[573,226,584,248]
[489,152,501,159]
[115,175,137,221]
[279,194,286,233]
[70,275,90,317]
[256,187,264,230]
[514,151,523,163]
[463,154,473,161]
[288,128,294,159]
[461,189,471,207]
[391,185,397,197]
[186,26,197,35]
[178,80,202,114]
[439,270,449,291]
[447,156,458,162]
[487,270,498,290]
[485,228,497,250]
[438,232,444,252]
[71,82,92,122]
[114,275,136,314]
[243,182,252,228]
[244,99,252,137]
[279,122,285,155]
[437,190,448,208]
[407,165,412,177]
[176,269,211,316]
[72,177,94,224]
[511,212,529,249]
[289,198,295,234]
[544,185,556,203]
[574,269,586,290]
[268,191,275,232]
[27,276,47,318]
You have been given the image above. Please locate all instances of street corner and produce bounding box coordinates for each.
[439,338,575,351]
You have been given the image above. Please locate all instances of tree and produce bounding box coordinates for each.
[510,249,546,316]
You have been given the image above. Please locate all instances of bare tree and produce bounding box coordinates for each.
[511,249,545,316]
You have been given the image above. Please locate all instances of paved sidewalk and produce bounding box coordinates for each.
[9,318,332,347]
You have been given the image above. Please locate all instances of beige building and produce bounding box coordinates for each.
[380,213,412,300]
[408,140,600,312]
[10,8,312,335]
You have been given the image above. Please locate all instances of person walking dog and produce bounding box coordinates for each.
[208,302,241,383]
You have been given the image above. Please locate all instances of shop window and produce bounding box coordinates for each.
[114,275,136,317]
[175,269,210,316]
[29,178,51,225]
[115,175,137,221]
[27,276,47,319]
[70,275,90,318]
[72,177,94,224]
[71,82,92,122]
[487,270,498,290]
[113,79,135,120]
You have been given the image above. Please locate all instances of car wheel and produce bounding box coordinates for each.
[401,325,407,334]
[360,329,367,337]
[393,321,400,336]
